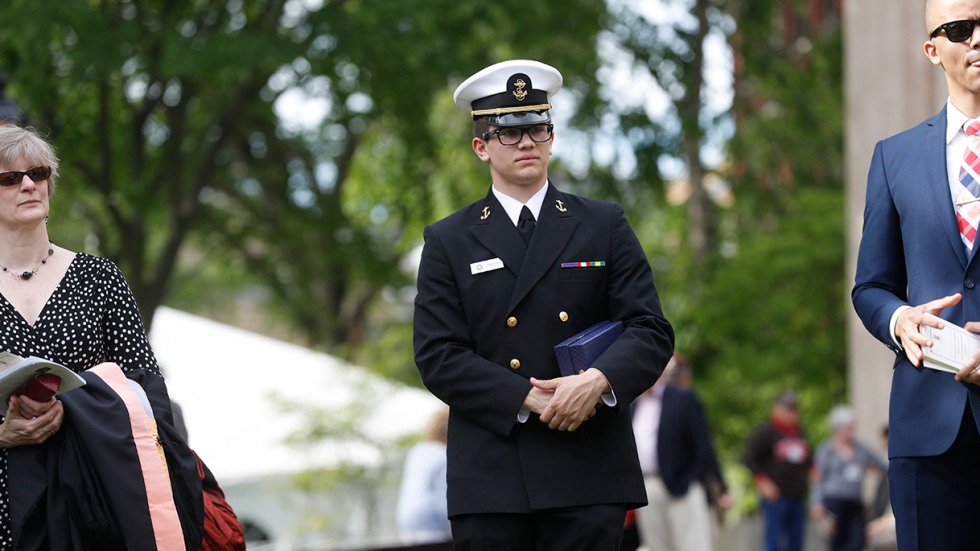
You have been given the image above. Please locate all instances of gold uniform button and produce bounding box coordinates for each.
[507,316,518,328]
[510,359,521,370]
[559,311,569,322]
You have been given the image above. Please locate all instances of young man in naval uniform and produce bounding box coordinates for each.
[413,59,674,550]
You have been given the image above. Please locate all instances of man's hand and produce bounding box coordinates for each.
[530,368,609,432]
[522,386,554,416]
[895,294,962,366]
[958,321,980,385]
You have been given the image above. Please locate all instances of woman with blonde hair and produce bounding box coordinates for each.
[0,125,200,548]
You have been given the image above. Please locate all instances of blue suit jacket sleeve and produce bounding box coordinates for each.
[852,140,910,352]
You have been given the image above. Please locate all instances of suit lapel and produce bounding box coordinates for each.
[469,191,527,276]
[924,107,969,269]
[508,186,579,312]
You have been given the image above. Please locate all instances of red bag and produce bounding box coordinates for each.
[194,452,246,551]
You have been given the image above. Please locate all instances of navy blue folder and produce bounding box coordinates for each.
[553,320,624,376]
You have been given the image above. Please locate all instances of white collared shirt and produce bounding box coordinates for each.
[945,99,973,206]
[633,384,666,476]
[492,182,548,226]
[889,99,974,345]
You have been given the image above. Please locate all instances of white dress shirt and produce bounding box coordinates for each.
[889,99,973,345]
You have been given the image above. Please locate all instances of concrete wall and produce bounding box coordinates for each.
[844,0,947,445]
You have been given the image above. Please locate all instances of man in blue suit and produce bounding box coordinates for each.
[852,1,980,549]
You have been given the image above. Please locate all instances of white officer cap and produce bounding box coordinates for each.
[453,59,563,126]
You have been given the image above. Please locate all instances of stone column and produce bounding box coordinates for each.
[844,0,947,445]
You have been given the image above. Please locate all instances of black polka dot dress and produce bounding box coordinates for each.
[0,254,162,548]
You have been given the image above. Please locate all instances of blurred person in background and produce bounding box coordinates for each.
[631,354,730,551]
[396,406,451,545]
[809,405,886,551]
[866,426,898,551]
[743,391,811,551]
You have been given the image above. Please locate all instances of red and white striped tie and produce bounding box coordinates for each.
[957,119,980,252]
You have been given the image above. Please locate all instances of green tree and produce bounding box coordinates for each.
[0,1,608,374]
[589,0,845,483]
[692,0,846,469]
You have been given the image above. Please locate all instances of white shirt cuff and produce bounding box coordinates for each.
[890,305,912,347]
[601,390,616,407]
[517,407,530,423]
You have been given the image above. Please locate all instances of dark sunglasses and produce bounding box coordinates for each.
[930,19,980,42]
[0,166,52,187]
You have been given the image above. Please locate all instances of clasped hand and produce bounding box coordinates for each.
[896,293,980,385]
[522,368,609,432]
[0,394,64,448]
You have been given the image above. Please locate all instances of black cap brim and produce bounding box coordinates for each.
[484,111,552,127]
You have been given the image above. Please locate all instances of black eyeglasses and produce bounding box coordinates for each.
[482,124,554,146]
[0,166,52,187]
[930,19,980,42]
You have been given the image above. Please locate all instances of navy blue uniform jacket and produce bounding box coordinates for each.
[413,184,674,516]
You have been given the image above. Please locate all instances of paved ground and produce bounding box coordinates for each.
[715,516,825,551]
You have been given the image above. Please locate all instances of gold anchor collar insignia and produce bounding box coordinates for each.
[555,199,567,212]
[480,206,491,220]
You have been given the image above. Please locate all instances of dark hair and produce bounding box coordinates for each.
[473,118,491,139]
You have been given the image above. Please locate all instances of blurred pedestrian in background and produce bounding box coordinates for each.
[743,391,811,551]
[396,406,451,545]
[809,405,886,551]
[631,355,729,551]
[866,426,897,551]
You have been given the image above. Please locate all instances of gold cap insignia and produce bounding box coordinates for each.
[512,78,528,101]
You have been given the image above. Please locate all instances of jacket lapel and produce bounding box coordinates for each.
[925,107,970,269]
[469,191,527,276]
[508,186,578,311]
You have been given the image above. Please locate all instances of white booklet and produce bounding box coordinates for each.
[0,351,86,414]
[921,321,980,374]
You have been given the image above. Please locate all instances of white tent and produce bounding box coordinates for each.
[148,306,441,480]
[148,307,443,546]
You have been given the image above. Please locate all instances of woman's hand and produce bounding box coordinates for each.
[0,395,63,448]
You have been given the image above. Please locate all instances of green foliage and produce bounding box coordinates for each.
[0,0,850,527]
[691,188,846,463]
[697,0,845,450]
[724,0,844,213]
[0,0,608,370]
[0,0,314,325]
[635,0,846,506]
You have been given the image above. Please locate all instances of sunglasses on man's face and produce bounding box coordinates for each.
[0,166,52,187]
[931,19,980,43]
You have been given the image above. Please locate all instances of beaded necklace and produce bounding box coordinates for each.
[1,243,54,280]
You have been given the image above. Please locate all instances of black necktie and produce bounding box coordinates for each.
[518,206,536,245]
